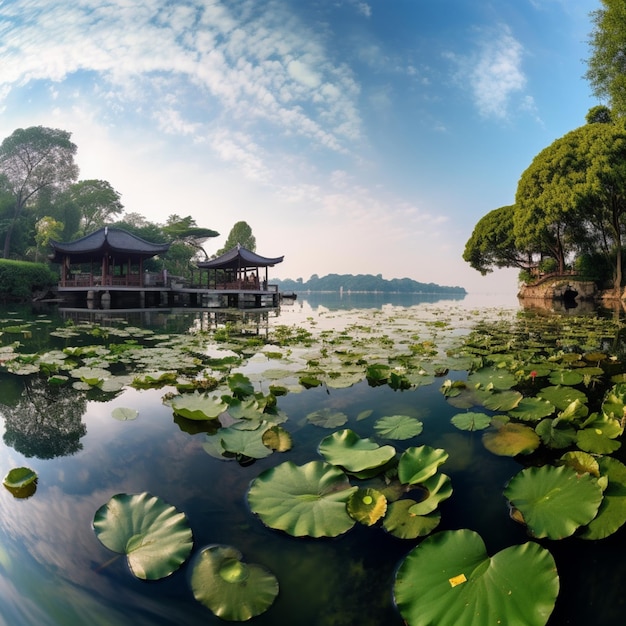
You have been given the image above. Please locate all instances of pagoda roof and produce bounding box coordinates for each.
[197,245,284,270]
[49,226,170,263]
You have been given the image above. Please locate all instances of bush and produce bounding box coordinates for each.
[538,257,558,274]
[0,260,57,302]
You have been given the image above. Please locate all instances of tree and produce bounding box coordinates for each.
[585,0,626,116]
[61,179,124,235]
[34,216,63,262]
[516,123,626,294]
[0,126,78,258]
[586,104,614,124]
[162,215,219,259]
[463,205,530,275]
[216,221,256,256]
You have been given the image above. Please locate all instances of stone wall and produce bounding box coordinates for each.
[518,279,597,301]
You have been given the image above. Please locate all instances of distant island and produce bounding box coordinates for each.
[273,273,466,295]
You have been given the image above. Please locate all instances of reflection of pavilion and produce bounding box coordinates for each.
[50,227,284,309]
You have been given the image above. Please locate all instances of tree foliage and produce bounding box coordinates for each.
[216,221,256,256]
[463,205,529,275]
[0,126,78,258]
[585,0,626,116]
[62,179,124,235]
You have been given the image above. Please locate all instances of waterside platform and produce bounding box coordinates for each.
[56,283,282,310]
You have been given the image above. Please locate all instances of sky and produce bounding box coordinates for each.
[0,0,600,294]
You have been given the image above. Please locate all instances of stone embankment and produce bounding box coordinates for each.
[518,274,597,302]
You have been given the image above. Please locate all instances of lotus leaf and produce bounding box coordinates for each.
[408,473,453,515]
[247,460,357,537]
[467,366,517,390]
[450,411,491,431]
[548,370,584,386]
[382,499,441,539]
[318,429,396,472]
[226,398,262,420]
[305,408,348,429]
[576,428,621,455]
[482,423,540,457]
[580,457,626,540]
[374,415,423,439]
[262,425,293,452]
[504,465,603,539]
[601,382,626,420]
[559,451,600,477]
[476,388,522,411]
[111,407,139,421]
[347,488,388,525]
[535,418,577,449]
[394,529,558,626]
[170,392,227,420]
[299,375,322,388]
[398,445,448,486]
[227,373,254,398]
[191,544,279,621]
[508,397,555,422]
[538,386,588,411]
[365,363,390,385]
[3,467,38,498]
[93,492,193,580]
[217,425,274,459]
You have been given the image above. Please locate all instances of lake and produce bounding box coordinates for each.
[1,291,625,625]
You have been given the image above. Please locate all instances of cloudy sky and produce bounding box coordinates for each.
[0,0,598,293]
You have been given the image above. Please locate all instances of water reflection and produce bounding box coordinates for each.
[0,377,87,459]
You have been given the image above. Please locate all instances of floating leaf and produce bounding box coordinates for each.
[382,499,441,539]
[169,392,227,421]
[482,423,540,457]
[508,397,555,422]
[347,488,388,525]
[394,530,558,626]
[504,465,603,539]
[218,425,273,459]
[559,451,600,477]
[398,445,448,486]
[227,373,255,398]
[112,407,139,421]
[537,386,588,411]
[93,492,193,580]
[579,457,626,540]
[548,370,584,386]
[247,460,357,537]
[3,467,38,498]
[305,408,348,429]
[535,418,577,449]
[374,415,423,440]
[191,544,279,621]
[450,411,491,431]
[467,366,517,390]
[408,473,453,516]
[318,429,396,473]
[262,425,293,452]
[476,388,522,411]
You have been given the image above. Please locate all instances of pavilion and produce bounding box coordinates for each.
[50,226,170,289]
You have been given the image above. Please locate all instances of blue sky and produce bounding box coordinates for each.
[0,0,599,293]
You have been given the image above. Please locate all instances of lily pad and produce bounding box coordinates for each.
[538,386,588,411]
[398,445,448,486]
[374,414,424,440]
[305,408,348,429]
[3,467,38,498]
[169,392,227,421]
[408,473,453,516]
[261,425,293,452]
[93,492,193,580]
[318,429,396,473]
[450,411,491,431]
[382,499,441,539]
[112,407,139,421]
[482,423,540,457]
[504,465,603,539]
[247,460,357,537]
[347,488,388,525]
[548,370,584,386]
[508,397,555,422]
[227,373,255,398]
[476,388,523,411]
[579,457,626,540]
[467,366,517,390]
[191,544,279,621]
[393,529,558,626]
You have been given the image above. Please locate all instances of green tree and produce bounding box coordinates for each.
[586,104,614,124]
[162,214,219,259]
[216,221,256,256]
[463,205,529,275]
[585,0,626,116]
[516,123,626,294]
[34,216,63,262]
[0,126,78,258]
[62,179,124,235]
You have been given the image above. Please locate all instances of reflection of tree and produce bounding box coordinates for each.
[1,378,87,459]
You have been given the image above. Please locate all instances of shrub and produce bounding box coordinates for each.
[0,260,57,302]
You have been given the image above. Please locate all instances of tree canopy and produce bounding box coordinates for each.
[585,0,626,116]
[216,221,256,256]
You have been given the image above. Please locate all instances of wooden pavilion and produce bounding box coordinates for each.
[50,226,170,289]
